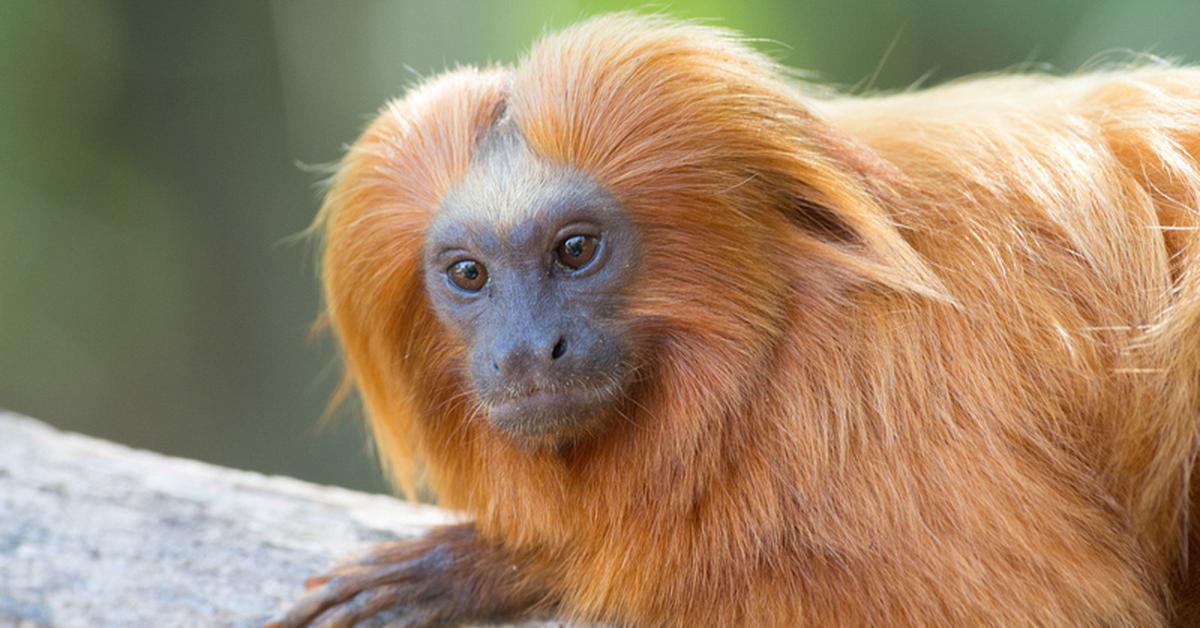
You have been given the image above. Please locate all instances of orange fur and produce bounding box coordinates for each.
[316,14,1200,626]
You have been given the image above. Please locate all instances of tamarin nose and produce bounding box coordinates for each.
[494,335,568,378]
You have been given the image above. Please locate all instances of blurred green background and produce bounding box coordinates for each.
[3,0,1198,494]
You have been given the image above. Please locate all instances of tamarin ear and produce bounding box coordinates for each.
[773,123,953,303]
[782,186,862,245]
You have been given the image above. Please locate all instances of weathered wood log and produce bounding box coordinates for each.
[0,412,559,627]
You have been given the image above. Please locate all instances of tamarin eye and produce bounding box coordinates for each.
[555,235,599,270]
[448,259,487,292]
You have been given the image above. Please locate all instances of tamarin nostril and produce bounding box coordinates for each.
[551,337,567,361]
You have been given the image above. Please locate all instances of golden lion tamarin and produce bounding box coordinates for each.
[274,13,1200,627]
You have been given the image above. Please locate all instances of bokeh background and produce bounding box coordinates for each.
[3,0,1199,494]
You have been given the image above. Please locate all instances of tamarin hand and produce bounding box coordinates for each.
[268,525,547,628]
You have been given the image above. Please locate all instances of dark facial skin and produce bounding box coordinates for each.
[423,125,639,445]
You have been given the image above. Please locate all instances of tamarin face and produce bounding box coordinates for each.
[422,121,640,445]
